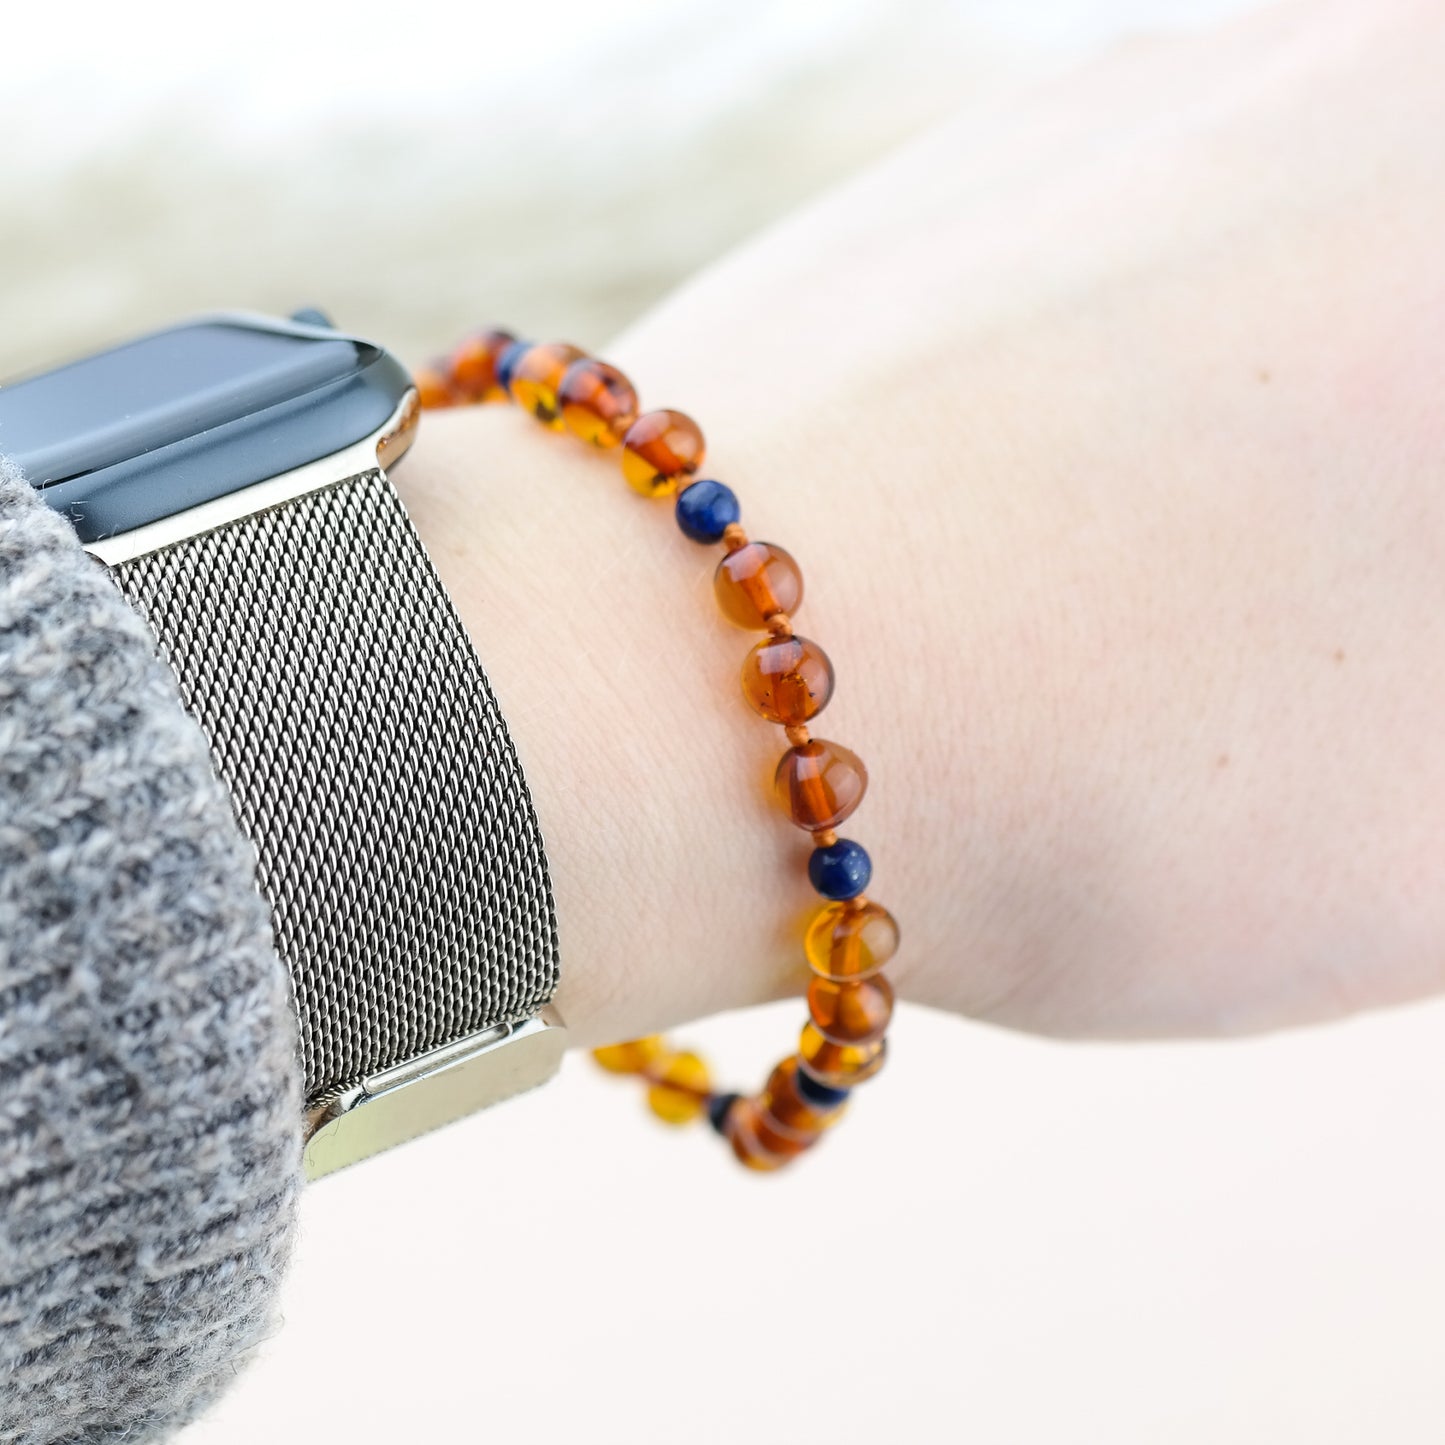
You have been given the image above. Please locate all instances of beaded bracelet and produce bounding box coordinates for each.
[415,330,901,1171]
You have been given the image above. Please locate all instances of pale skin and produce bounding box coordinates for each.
[402,0,1445,1052]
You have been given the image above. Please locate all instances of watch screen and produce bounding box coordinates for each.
[1,320,366,487]
[0,313,413,543]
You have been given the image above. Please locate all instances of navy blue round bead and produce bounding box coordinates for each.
[808,838,872,900]
[496,339,531,393]
[706,1092,743,1136]
[674,478,741,543]
[794,1069,850,1110]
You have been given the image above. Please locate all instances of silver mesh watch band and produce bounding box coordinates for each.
[98,458,562,1176]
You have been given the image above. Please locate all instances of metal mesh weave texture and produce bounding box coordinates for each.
[112,470,559,1104]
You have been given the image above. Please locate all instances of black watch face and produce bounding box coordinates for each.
[0,313,412,544]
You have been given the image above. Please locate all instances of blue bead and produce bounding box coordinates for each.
[794,1069,850,1110]
[706,1092,742,1136]
[674,478,740,543]
[496,339,531,393]
[808,838,872,900]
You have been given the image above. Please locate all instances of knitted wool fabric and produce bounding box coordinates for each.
[0,459,303,1441]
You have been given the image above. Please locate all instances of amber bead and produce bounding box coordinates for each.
[723,1097,788,1172]
[620,409,705,497]
[646,1049,711,1125]
[713,542,803,629]
[741,635,834,725]
[799,1022,887,1088]
[804,899,900,982]
[774,738,867,832]
[761,1057,847,1135]
[558,358,639,448]
[592,1035,668,1074]
[449,327,515,402]
[509,342,587,428]
[414,364,456,410]
[752,1107,815,1160]
[807,974,894,1046]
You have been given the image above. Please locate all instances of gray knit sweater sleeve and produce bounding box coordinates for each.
[0,460,304,1441]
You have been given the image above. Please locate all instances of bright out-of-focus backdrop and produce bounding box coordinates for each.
[8,2,1445,1441]
[6,0,1258,374]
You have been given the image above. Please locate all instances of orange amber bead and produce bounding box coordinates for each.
[592,1035,668,1074]
[620,409,705,497]
[741,635,834,725]
[761,1057,847,1135]
[509,342,587,428]
[752,1107,815,1160]
[558,359,639,448]
[799,1021,887,1088]
[804,900,900,981]
[807,974,894,1046]
[646,1049,711,1125]
[723,1097,788,1172]
[774,738,867,831]
[449,327,515,402]
[713,542,803,629]
[414,364,456,409]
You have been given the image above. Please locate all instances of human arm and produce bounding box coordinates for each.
[403,0,1445,1047]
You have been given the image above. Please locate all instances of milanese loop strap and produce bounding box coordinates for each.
[111,468,559,1104]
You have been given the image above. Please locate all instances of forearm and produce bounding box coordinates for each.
[405,0,1445,1047]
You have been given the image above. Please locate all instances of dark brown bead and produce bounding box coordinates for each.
[558,358,640,447]
[621,409,705,496]
[741,635,834,725]
[448,327,515,402]
[752,1107,815,1159]
[774,738,867,831]
[807,974,894,1046]
[760,1057,847,1135]
[723,1097,789,1171]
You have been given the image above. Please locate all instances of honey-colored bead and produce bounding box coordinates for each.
[592,1035,668,1074]
[646,1049,711,1125]
[713,542,803,629]
[448,327,515,402]
[804,900,900,981]
[741,635,834,725]
[723,1097,788,1172]
[807,974,895,1046]
[761,1057,847,1135]
[798,1021,887,1088]
[509,342,587,428]
[620,409,705,497]
[414,364,456,410]
[558,359,639,448]
[774,738,867,831]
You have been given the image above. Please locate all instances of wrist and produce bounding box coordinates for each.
[399,336,1038,1044]
[400,404,817,1046]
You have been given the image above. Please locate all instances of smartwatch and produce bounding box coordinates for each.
[0,309,564,1178]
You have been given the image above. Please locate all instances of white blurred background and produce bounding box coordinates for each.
[7,1,1445,1440]
[5,0,1258,374]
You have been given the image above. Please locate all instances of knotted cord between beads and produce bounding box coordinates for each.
[416,330,902,1172]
